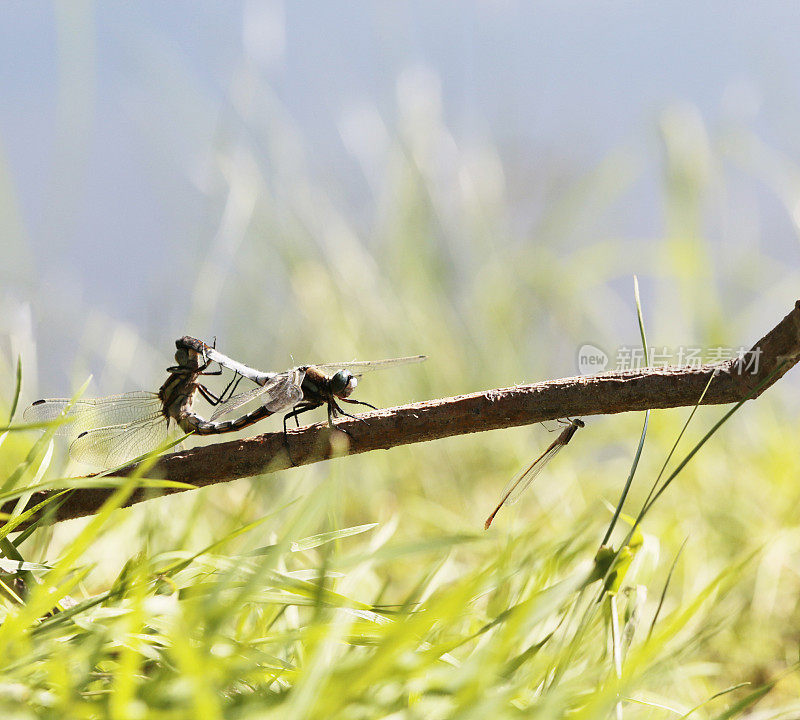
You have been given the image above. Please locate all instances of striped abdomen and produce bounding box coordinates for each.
[177,405,276,435]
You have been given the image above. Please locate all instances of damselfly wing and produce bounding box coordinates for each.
[485,418,584,529]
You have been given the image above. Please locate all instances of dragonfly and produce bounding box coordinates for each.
[23,337,275,468]
[484,418,584,529]
[202,347,427,436]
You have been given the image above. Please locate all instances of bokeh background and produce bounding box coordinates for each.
[3,2,800,390]
[1,2,800,710]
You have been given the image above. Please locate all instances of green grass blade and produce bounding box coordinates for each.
[7,355,22,424]
[648,536,687,639]
[600,275,650,546]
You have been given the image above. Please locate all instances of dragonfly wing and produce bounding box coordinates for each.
[210,370,305,421]
[501,443,565,506]
[311,355,426,378]
[263,369,305,411]
[210,385,270,421]
[24,400,73,435]
[68,412,169,467]
[24,392,163,440]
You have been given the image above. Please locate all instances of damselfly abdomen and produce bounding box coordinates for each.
[485,418,584,529]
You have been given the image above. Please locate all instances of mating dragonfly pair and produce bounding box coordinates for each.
[24,336,426,469]
[25,336,583,528]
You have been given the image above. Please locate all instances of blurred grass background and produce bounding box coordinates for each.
[1,3,800,717]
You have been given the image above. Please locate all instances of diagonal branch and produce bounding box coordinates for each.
[6,300,800,528]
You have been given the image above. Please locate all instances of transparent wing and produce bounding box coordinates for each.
[67,412,170,467]
[211,370,305,421]
[23,392,163,440]
[312,355,426,377]
[23,400,72,431]
[500,443,565,506]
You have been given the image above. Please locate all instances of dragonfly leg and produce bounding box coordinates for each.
[329,400,369,432]
[196,384,218,405]
[165,364,191,374]
[340,397,378,411]
[326,402,351,436]
[196,372,245,407]
[197,336,217,368]
[283,403,321,434]
[282,402,322,465]
[215,372,245,404]
[221,372,245,402]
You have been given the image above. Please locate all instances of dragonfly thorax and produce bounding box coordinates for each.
[329,370,357,398]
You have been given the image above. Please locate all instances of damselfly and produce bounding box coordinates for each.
[485,418,584,529]
[23,338,271,468]
[202,346,427,436]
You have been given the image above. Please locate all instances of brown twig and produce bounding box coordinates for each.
[6,300,800,528]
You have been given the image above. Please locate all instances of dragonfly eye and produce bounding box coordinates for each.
[174,347,202,370]
[174,348,190,366]
[330,370,357,397]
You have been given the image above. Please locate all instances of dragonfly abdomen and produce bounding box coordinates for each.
[178,406,277,435]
